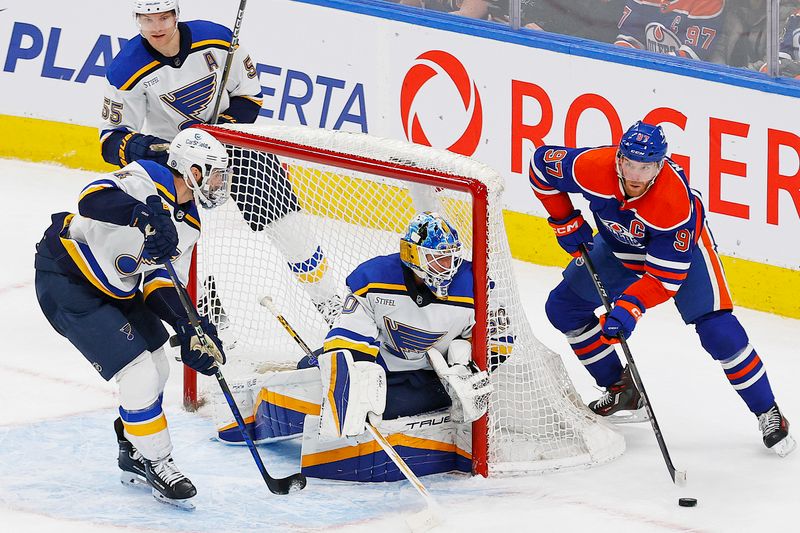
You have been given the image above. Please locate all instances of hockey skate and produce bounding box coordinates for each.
[588,367,649,424]
[314,294,343,328]
[114,417,148,487]
[144,455,197,510]
[758,404,796,457]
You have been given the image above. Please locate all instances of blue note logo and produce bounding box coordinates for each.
[384,317,446,360]
[120,323,135,341]
[160,73,217,129]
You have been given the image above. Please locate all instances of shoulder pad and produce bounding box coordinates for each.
[346,254,406,296]
[185,20,232,47]
[572,147,620,199]
[106,35,158,90]
[626,160,693,230]
[444,260,475,302]
[135,160,178,201]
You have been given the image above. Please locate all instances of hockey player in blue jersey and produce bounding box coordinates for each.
[529,121,794,456]
[35,128,232,508]
[100,0,342,325]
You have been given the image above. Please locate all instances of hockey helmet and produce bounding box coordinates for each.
[400,212,463,299]
[168,129,231,209]
[133,0,179,16]
[618,121,668,163]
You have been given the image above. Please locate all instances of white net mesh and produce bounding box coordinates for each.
[192,123,623,474]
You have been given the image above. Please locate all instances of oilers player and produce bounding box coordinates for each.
[100,0,341,325]
[529,121,795,457]
[35,129,231,508]
[312,213,497,442]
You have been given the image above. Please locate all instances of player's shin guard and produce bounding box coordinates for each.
[566,319,623,388]
[115,351,173,461]
[695,311,775,415]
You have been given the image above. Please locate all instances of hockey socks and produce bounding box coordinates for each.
[567,318,623,388]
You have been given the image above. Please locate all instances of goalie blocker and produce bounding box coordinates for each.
[211,348,487,480]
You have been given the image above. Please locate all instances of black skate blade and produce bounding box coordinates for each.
[152,489,196,511]
[267,472,307,495]
[120,471,149,488]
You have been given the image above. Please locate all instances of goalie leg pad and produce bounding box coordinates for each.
[319,350,386,441]
[252,368,322,442]
[300,410,472,481]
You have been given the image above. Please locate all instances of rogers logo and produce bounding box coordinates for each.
[400,50,482,156]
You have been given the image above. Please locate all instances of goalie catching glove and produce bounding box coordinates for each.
[175,316,226,376]
[318,350,386,441]
[428,340,492,424]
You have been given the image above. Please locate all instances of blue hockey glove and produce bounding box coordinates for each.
[548,210,594,258]
[130,195,179,262]
[600,295,644,344]
[125,133,170,166]
[175,316,226,376]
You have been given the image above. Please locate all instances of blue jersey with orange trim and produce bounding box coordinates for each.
[323,253,476,373]
[531,145,705,309]
[40,160,199,302]
[615,0,727,61]
[100,20,263,149]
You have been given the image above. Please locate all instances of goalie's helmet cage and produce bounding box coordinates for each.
[186,123,625,477]
[400,212,463,298]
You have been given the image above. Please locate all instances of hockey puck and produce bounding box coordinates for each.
[678,498,697,507]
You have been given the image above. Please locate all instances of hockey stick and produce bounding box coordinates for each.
[209,0,248,124]
[161,260,307,495]
[259,296,441,531]
[579,244,687,486]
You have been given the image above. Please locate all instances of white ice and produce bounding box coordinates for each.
[1,158,798,532]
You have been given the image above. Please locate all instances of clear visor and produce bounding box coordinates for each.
[135,12,177,32]
[190,166,231,209]
[617,156,660,184]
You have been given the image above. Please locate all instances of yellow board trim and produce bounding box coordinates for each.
[301,433,471,468]
[254,389,321,416]
[5,115,799,319]
[123,414,168,437]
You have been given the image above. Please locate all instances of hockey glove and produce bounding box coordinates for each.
[600,295,644,344]
[429,343,492,424]
[175,316,226,376]
[548,210,594,258]
[124,133,170,166]
[131,195,179,262]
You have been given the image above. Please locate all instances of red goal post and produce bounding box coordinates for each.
[185,123,624,477]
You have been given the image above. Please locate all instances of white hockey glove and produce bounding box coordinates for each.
[318,350,386,441]
[429,342,492,424]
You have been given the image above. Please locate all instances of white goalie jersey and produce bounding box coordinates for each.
[323,253,476,373]
[100,20,262,144]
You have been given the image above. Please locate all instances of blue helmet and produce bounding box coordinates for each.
[400,212,463,298]
[618,121,668,163]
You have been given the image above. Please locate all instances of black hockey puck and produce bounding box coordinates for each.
[678,498,698,507]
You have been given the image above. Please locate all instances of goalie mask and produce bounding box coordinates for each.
[400,212,463,299]
[168,129,231,209]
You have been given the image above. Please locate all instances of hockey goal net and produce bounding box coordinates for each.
[186,123,623,476]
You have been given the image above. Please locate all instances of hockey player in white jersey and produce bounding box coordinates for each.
[100,0,341,326]
[35,128,231,509]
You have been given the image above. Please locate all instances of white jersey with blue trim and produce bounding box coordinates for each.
[323,254,476,373]
[100,20,262,143]
[64,161,199,299]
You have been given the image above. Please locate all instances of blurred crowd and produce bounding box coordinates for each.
[390,0,800,79]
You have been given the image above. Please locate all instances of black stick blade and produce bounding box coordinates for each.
[267,472,307,495]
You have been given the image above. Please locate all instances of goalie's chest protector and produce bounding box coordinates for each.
[351,254,475,372]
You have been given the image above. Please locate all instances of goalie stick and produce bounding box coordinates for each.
[259,296,442,532]
[161,260,307,495]
[580,245,687,487]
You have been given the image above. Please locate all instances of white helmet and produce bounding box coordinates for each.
[133,0,179,17]
[168,129,231,209]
